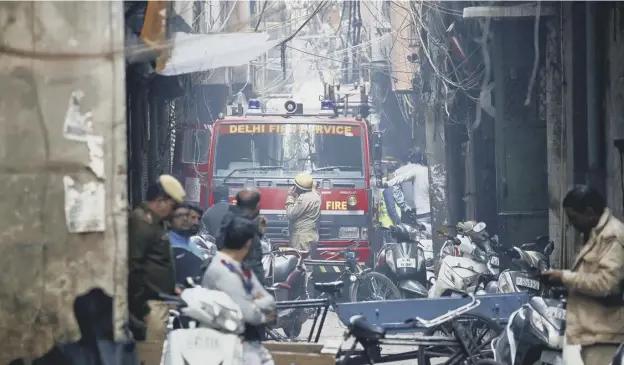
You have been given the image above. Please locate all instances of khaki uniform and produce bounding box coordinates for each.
[128,203,176,365]
[562,209,624,365]
[285,190,321,251]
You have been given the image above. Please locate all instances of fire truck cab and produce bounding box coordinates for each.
[183,85,383,263]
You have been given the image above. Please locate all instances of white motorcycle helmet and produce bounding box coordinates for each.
[180,287,245,334]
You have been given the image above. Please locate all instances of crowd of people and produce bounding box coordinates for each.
[127,168,624,365]
[127,172,322,365]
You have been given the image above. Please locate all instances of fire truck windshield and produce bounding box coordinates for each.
[213,122,365,179]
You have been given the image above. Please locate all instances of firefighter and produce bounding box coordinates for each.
[286,172,321,255]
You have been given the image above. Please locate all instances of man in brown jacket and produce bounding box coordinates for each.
[542,185,624,365]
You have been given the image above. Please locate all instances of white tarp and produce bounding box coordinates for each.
[158,32,281,76]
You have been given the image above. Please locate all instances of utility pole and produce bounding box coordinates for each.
[425,95,450,255]
[421,8,450,255]
[0,2,126,363]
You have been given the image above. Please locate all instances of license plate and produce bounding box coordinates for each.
[546,307,566,321]
[489,256,500,267]
[540,350,564,365]
[515,276,540,290]
[397,258,416,268]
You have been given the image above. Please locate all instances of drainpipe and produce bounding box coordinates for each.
[586,2,599,187]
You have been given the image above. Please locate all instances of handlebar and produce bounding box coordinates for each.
[271,248,302,259]
[404,293,480,328]
[159,293,187,308]
[324,241,360,261]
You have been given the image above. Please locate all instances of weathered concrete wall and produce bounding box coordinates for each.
[0,2,127,362]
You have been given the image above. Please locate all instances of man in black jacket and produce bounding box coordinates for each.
[216,188,265,282]
[201,185,230,237]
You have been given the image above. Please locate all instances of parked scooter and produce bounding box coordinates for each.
[375,223,430,298]
[428,221,501,297]
[161,278,245,365]
[496,237,554,295]
[492,284,568,365]
[261,241,310,339]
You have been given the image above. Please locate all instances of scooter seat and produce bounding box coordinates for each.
[273,255,298,283]
[349,315,386,340]
[314,281,344,294]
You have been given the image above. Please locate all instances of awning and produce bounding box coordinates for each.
[158,32,282,76]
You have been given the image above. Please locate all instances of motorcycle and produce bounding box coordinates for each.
[428,221,501,297]
[261,239,310,339]
[496,237,554,296]
[492,284,569,365]
[375,223,430,298]
[161,278,245,365]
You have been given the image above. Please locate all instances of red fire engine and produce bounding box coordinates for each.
[179,86,382,263]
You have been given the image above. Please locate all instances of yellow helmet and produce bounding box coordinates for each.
[159,175,186,203]
[294,172,314,191]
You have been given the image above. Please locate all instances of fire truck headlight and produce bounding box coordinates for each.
[361,227,368,240]
[339,227,359,239]
[347,196,357,207]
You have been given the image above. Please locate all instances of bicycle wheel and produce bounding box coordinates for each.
[422,313,502,365]
[350,271,401,302]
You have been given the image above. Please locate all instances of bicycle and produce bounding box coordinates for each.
[335,293,503,365]
[309,242,401,307]
[267,280,346,343]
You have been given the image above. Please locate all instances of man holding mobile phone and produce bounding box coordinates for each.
[541,185,624,365]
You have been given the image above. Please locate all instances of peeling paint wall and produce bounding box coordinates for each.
[0,2,126,362]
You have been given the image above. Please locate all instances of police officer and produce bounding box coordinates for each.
[128,174,185,365]
[286,173,321,256]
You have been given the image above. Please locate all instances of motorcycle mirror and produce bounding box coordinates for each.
[185,277,196,288]
[544,241,555,256]
[473,222,487,233]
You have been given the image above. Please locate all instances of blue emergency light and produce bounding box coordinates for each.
[320,100,334,110]
[248,99,261,109]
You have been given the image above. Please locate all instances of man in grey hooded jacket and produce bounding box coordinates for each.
[202,215,275,365]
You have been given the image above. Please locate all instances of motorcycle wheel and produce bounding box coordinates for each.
[350,272,401,302]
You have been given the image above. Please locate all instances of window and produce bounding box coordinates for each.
[213,123,365,179]
[181,129,209,164]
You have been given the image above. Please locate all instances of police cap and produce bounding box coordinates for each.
[159,175,186,203]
